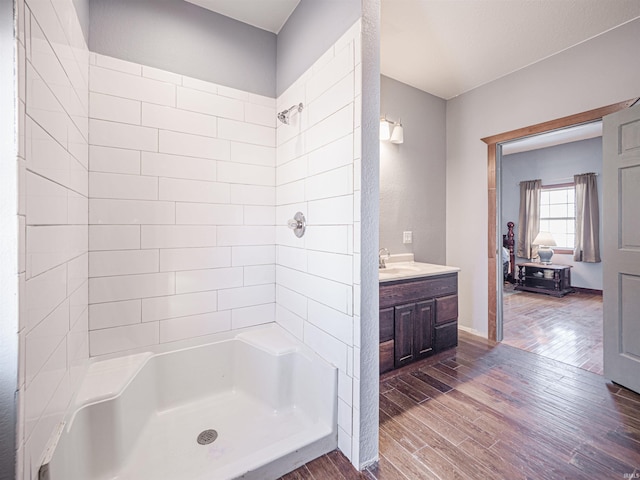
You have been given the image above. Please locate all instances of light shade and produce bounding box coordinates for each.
[390,123,404,144]
[380,118,391,141]
[533,231,557,246]
[533,231,556,264]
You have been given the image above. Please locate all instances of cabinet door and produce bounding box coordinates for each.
[380,307,394,342]
[394,303,415,367]
[414,300,434,359]
[379,340,395,374]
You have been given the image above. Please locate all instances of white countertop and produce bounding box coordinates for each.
[378,254,460,283]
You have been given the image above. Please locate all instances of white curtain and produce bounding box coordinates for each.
[517,179,542,260]
[574,172,601,262]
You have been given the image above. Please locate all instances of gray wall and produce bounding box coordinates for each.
[359,0,380,470]
[0,0,17,477]
[72,0,89,45]
[502,137,603,289]
[276,0,361,96]
[89,0,276,97]
[88,0,362,98]
[380,75,447,264]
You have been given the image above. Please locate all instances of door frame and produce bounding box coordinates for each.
[481,98,639,342]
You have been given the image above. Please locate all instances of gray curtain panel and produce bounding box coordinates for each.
[574,172,601,262]
[517,179,541,260]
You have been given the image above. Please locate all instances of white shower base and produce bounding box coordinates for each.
[41,324,337,480]
[117,391,325,480]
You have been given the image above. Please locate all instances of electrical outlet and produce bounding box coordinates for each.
[403,231,412,244]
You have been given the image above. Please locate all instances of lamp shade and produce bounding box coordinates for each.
[390,123,404,144]
[379,118,390,141]
[533,231,557,247]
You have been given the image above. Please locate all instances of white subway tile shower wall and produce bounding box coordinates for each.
[18,16,363,475]
[274,20,362,466]
[88,54,277,356]
[17,0,90,477]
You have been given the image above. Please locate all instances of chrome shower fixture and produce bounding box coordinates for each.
[277,103,304,125]
[287,212,306,238]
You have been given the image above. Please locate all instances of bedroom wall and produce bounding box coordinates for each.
[380,75,446,263]
[501,137,603,290]
[446,18,640,336]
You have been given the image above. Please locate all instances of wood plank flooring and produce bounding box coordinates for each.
[502,288,603,374]
[281,331,640,480]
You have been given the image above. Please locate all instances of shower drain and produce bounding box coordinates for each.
[197,429,218,445]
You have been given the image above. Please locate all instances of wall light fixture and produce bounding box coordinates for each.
[379,116,391,141]
[380,116,403,144]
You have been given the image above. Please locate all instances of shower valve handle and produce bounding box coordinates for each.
[287,212,306,238]
[287,219,302,229]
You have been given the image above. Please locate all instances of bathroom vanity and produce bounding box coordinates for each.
[379,259,460,374]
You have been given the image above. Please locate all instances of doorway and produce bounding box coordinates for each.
[497,128,604,373]
[481,99,638,353]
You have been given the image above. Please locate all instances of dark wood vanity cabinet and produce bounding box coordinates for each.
[379,273,458,374]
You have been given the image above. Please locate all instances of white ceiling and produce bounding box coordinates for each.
[184,0,300,33]
[381,0,640,100]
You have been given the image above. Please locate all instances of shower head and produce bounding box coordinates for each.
[277,110,290,125]
[277,103,304,125]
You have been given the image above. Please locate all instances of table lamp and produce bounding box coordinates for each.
[533,231,557,265]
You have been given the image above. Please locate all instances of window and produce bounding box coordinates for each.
[540,184,575,250]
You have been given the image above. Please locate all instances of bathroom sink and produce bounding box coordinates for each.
[379,265,421,275]
[378,257,461,283]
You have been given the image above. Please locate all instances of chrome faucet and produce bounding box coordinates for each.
[378,248,390,269]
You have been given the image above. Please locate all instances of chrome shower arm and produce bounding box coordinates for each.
[277,103,304,125]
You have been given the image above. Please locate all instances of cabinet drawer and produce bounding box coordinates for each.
[379,273,457,309]
[380,307,394,342]
[380,340,395,374]
[435,322,458,352]
[435,295,458,325]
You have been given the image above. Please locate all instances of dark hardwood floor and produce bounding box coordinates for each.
[503,288,603,374]
[281,331,640,480]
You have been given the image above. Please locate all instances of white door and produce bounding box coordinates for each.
[603,103,640,394]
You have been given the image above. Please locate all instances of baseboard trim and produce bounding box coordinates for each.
[573,287,603,295]
[458,325,486,338]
